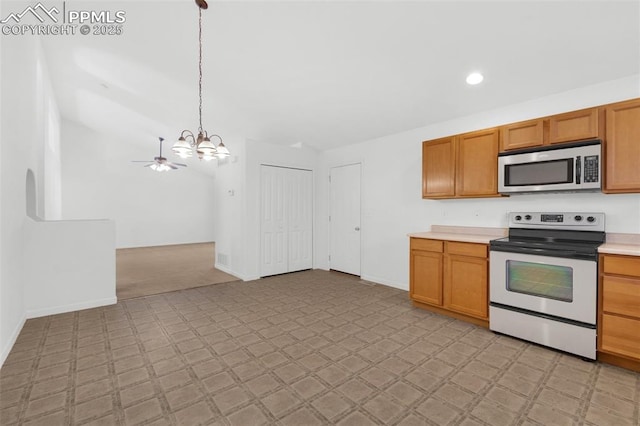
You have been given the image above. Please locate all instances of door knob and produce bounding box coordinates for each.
[355,227,360,231]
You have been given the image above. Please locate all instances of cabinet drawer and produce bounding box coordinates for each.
[603,255,640,277]
[446,241,487,258]
[601,314,640,359]
[603,275,640,318]
[411,238,443,252]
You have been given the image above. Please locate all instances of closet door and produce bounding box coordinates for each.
[261,166,288,276]
[260,166,313,277]
[287,168,313,272]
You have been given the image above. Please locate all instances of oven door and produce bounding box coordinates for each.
[489,250,597,325]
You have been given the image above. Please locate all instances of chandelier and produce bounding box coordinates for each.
[173,0,230,162]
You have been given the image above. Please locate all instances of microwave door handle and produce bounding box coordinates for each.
[576,156,581,184]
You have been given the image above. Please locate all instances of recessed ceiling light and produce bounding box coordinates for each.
[466,72,484,85]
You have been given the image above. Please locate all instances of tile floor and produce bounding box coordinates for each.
[1,270,638,425]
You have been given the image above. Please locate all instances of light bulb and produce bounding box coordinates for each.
[466,72,484,85]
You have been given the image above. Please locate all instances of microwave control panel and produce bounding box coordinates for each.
[583,156,599,183]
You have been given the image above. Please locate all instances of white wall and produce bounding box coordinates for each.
[60,120,218,248]
[0,33,62,366]
[23,218,116,318]
[212,135,246,278]
[315,75,640,290]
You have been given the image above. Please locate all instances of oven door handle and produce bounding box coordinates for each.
[490,245,585,258]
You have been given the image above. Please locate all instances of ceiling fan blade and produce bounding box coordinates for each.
[144,163,155,167]
[168,164,179,170]
[131,160,154,163]
[172,162,187,167]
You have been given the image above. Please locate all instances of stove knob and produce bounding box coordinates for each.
[587,216,596,223]
[514,215,522,221]
[525,215,532,220]
[574,215,583,222]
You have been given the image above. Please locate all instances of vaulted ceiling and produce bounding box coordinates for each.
[41,0,639,152]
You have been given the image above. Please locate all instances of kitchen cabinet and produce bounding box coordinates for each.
[422,137,455,198]
[499,107,602,152]
[410,238,489,326]
[598,254,640,372]
[500,119,545,151]
[409,239,443,306]
[444,242,488,320]
[548,107,602,144]
[604,98,640,193]
[422,129,500,199]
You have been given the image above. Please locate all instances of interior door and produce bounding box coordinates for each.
[329,163,361,276]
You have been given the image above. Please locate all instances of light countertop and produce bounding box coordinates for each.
[410,227,640,255]
[599,233,640,256]
[408,225,507,244]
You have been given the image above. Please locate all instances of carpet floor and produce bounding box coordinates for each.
[116,243,239,300]
[1,270,638,425]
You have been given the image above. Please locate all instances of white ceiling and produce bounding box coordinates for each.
[41,0,639,152]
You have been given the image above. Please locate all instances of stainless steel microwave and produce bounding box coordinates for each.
[498,140,602,194]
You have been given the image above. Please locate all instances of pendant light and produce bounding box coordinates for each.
[173,0,230,161]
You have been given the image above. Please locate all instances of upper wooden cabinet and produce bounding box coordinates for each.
[549,107,602,144]
[422,129,500,199]
[499,107,602,152]
[500,119,545,151]
[422,137,455,198]
[421,97,640,198]
[456,129,500,197]
[604,98,640,193]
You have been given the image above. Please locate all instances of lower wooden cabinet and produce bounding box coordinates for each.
[410,239,443,306]
[410,238,489,326]
[598,254,640,372]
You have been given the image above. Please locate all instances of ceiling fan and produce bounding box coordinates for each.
[132,137,187,172]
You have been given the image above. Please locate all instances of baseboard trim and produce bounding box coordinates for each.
[360,274,407,291]
[26,296,118,319]
[0,312,27,369]
[214,263,258,282]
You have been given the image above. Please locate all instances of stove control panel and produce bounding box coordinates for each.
[508,212,605,231]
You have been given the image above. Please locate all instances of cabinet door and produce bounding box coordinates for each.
[548,107,600,144]
[500,119,545,151]
[601,314,640,359]
[422,137,455,198]
[605,99,640,193]
[444,254,488,319]
[410,249,443,306]
[456,129,499,197]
